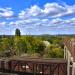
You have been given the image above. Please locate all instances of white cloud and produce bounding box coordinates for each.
[0,22,6,27]
[50,18,64,25]
[7,16,75,35]
[19,11,26,19]
[28,5,43,16]
[0,8,14,18]
[64,18,75,25]
[9,22,15,25]
[43,3,66,16]
[19,5,43,19]
[19,2,75,19]
[1,2,75,35]
[53,5,75,18]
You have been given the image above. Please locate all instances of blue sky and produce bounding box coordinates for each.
[0,0,75,35]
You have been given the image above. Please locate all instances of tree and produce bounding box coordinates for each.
[15,28,21,36]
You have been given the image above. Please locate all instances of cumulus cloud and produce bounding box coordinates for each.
[19,2,75,19]
[1,2,75,35]
[43,3,66,16]
[52,4,75,18]
[0,22,6,29]
[7,16,75,35]
[0,8,14,18]
[50,18,63,24]
[28,5,43,16]
[19,5,43,19]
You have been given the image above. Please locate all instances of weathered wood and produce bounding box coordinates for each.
[0,58,67,75]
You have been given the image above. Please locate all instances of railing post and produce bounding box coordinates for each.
[49,64,51,75]
[33,63,36,75]
[64,46,67,59]
[72,63,75,75]
[67,51,71,75]
[8,60,12,73]
[1,61,5,72]
[42,64,44,75]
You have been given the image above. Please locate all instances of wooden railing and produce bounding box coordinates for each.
[64,37,75,61]
[0,58,67,75]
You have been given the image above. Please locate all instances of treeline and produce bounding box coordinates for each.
[0,29,64,58]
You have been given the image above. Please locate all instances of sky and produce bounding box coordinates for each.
[0,0,75,35]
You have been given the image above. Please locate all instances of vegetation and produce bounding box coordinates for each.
[0,29,64,58]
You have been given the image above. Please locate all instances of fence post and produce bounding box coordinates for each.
[67,51,71,75]
[64,46,67,59]
[72,63,75,75]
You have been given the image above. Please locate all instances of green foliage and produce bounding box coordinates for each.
[1,37,11,51]
[0,35,64,58]
[36,41,45,54]
[43,44,64,58]
[14,36,22,55]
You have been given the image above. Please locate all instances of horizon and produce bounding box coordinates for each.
[0,0,75,35]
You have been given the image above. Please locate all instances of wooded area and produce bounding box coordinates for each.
[0,29,64,58]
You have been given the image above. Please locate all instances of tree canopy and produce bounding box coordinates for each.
[0,34,64,58]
